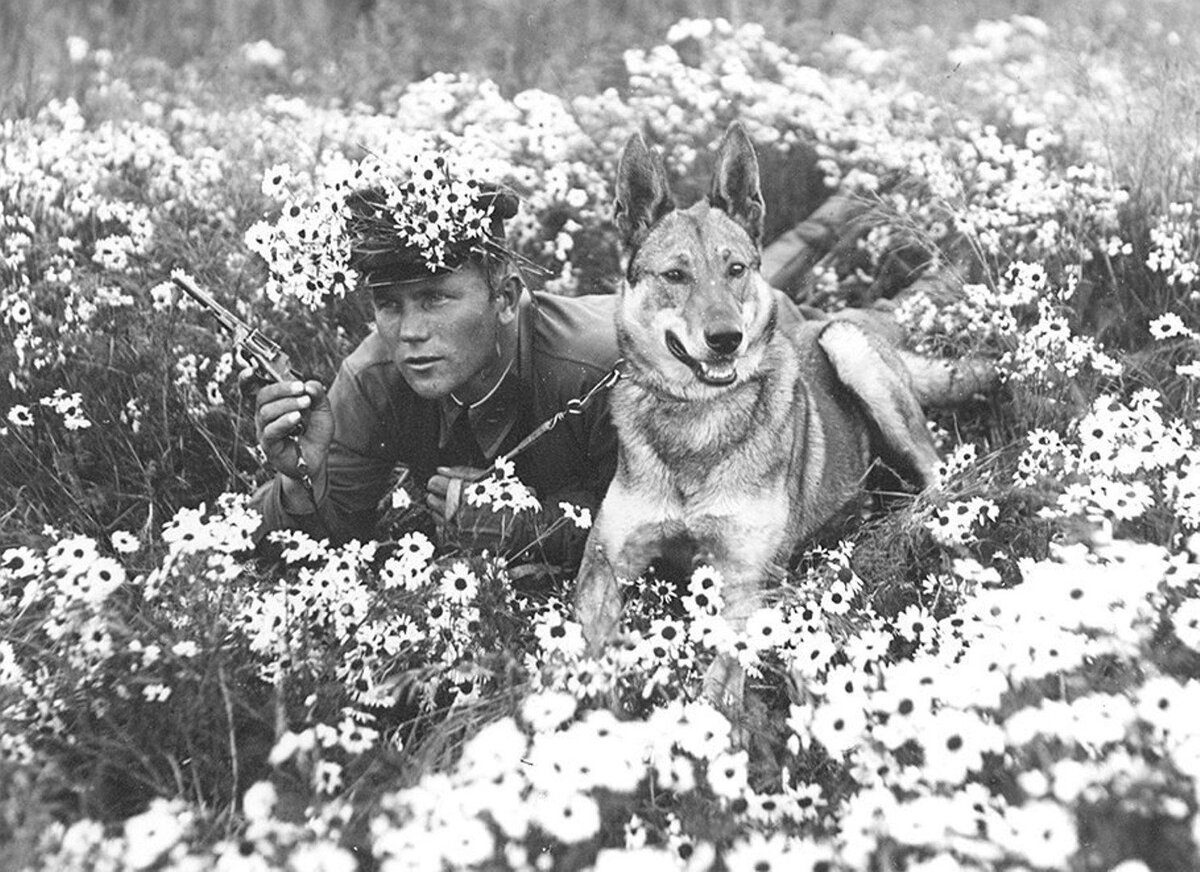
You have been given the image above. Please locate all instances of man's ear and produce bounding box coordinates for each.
[709,121,765,247]
[494,273,523,325]
[614,132,675,251]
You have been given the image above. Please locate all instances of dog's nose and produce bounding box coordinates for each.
[704,328,743,356]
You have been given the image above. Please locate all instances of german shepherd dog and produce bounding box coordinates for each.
[574,122,988,707]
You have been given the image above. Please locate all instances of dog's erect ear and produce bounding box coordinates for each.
[615,132,675,251]
[709,122,765,247]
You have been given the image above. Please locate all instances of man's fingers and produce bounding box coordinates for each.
[261,410,305,442]
[425,492,446,521]
[427,471,473,522]
[303,379,328,404]
[258,398,311,440]
[436,465,489,481]
[255,380,310,411]
[265,380,310,400]
[426,473,450,499]
[260,392,310,417]
[427,468,482,497]
[258,387,311,418]
[445,477,463,519]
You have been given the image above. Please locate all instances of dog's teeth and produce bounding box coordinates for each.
[700,362,737,385]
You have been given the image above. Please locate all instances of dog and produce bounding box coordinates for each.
[573,122,992,707]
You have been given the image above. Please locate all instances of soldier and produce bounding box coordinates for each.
[248,183,619,570]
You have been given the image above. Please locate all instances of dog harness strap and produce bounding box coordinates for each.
[496,360,623,467]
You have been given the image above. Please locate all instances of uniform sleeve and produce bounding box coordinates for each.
[447,493,592,572]
[447,383,618,572]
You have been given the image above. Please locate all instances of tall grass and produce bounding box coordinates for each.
[4,6,1200,872]
[7,0,1200,112]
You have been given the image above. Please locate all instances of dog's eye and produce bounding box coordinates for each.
[727,262,747,278]
[662,268,689,284]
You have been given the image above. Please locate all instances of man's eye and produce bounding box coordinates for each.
[662,268,688,284]
[728,262,747,278]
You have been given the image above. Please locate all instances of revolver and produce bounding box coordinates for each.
[170,269,304,384]
[172,270,318,492]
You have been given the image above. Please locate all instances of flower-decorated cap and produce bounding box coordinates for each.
[346,174,520,288]
[245,147,524,308]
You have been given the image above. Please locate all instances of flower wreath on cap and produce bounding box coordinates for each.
[245,149,521,309]
[346,167,520,289]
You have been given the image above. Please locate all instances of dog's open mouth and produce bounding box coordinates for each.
[666,331,737,387]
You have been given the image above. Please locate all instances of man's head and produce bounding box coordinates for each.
[367,253,523,401]
[346,180,524,402]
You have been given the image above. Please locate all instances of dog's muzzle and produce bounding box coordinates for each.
[666,330,737,387]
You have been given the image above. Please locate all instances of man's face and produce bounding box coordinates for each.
[371,262,510,400]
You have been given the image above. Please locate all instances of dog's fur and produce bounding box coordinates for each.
[574,123,990,704]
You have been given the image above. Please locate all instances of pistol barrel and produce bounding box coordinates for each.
[170,270,303,384]
[170,271,242,335]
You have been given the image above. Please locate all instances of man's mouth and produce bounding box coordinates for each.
[665,331,737,387]
[403,355,443,372]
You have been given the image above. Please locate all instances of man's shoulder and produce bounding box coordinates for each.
[341,329,391,374]
[338,329,407,398]
[527,291,619,379]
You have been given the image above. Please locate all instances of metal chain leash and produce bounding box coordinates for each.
[289,437,318,499]
[465,359,624,483]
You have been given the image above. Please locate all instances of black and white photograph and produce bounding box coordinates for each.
[2,1,1199,869]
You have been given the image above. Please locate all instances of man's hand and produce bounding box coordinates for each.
[244,368,335,484]
[426,465,488,523]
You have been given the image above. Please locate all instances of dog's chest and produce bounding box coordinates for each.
[611,377,795,517]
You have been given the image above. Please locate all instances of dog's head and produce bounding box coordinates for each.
[613,122,777,397]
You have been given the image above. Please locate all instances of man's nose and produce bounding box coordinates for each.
[396,310,432,344]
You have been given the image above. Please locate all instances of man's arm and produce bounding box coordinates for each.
[250,366,394,545]
[446,483,597,569]
[445,389,618,570]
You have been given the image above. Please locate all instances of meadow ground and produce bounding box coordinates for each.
[4,2,1200,870]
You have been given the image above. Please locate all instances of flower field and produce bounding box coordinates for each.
[5,6,1200,871]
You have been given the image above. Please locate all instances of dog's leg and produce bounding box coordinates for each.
[818,321,942,488]
[574,531,624,655]
[692,533,777,733]
[702,654,745,712]
[701,574,755,723]
[688,504,792,745]
[701,573,760,746]
[574,495,674,654]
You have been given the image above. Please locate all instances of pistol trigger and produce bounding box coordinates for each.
[239,369,272,401]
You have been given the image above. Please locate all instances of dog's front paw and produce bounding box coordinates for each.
[702,654,745,715]
[574,548,624,654]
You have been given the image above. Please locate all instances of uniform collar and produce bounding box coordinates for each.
[437,295,533,462]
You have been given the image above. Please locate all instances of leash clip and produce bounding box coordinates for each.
[489,359,624,472]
